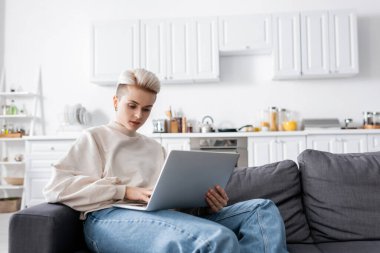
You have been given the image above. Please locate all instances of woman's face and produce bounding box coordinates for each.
[114,85,156,132]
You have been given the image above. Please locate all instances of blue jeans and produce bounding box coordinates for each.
[84,199,288,253]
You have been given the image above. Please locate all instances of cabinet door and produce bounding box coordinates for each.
[368,134,380,152]
[307,135,338,152]
[193,17,220,81]
[301,11,330,76]
[161,138,191,154]
[166,18,195,82]
[24,171,52,207]
[336,134,367,153]
[91,20,140,85]
[329,10,359,75]
[272,12,302,79]
[140,19,167,81]
[247,137,277,166]
[219,14,272,54]
[276,136,306,163]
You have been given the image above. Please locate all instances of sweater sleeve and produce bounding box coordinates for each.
[43,131,126,212]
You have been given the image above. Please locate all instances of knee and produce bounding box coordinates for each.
[242,198,276,211]
[209,226,239,252]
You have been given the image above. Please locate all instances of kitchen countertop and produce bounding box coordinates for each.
[21,129,380,140]
[153,129,380,138]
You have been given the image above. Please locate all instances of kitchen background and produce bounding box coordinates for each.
[1,0,380,135]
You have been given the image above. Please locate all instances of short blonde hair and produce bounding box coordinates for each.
[116,69,160,97]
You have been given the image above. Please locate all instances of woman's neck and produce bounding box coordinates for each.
[110,121,137,137]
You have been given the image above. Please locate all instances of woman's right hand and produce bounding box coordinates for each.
[124,187,152,203]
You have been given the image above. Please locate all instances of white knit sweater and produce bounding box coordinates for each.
[43,121,165,217]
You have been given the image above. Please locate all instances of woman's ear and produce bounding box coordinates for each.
[113,96,118,111]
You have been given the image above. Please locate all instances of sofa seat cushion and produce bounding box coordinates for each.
[225,160,311,243]
[316,240,380,253]
[287,243,322,253]
[298,149,380,243]
[288,241,380,253]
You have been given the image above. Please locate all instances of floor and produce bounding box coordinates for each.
[0,213,12,253]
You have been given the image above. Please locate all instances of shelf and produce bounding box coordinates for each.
[0,137,25,142]
[0,92,37,97]
[0,162,25,166]
[0,185,23,190]
[0,115,34,119]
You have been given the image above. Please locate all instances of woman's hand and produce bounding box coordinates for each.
[124,187,152,203]
[205,185,229,213]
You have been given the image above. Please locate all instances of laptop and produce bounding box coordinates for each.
[113,150,239,211]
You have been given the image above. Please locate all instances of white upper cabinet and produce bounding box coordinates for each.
[272,12,302,79]
[140,19,167,81]
[301,11,330,76]
[166,18,195,82]
[193,18,220,81]
[140,17,219,83]
[218,14,272,55]
[273,9,358,79]
[91,20,140,85]
[329,10,359,75]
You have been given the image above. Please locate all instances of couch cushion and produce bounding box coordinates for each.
[225,160,312,243]
[287,243,322,253]
[316,241,380,253]
[298,149,380,242]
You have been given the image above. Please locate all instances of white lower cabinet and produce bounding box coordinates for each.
[161,138,191,154]
[248,136,306,166]
[307,134,367,153]
[24,139,75,208]
[368,134,380,152]
[24,171,52,207]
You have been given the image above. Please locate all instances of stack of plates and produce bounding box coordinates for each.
[63,104,90,125]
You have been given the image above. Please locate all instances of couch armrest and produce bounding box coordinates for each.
[9,203,87,253]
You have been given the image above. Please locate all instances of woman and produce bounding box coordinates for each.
[43,69,288,253]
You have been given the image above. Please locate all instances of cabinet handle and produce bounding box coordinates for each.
[50,147,55,151]
[50,163,54,167]
[246,45,250,49]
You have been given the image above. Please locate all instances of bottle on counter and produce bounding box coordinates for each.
[259,109,270,131]
[269,106,279,131]
[278,108,287,131]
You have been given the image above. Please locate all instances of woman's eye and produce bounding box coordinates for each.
[143,108,151,112]
[128,104,137,109]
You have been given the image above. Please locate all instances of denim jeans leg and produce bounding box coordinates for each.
[204,199,288,253]
[83,207,239,253]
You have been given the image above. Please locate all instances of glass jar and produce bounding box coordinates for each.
[269,106,278,131]
[363,112,374,126]
[373,112,380,126]
[278,108,287,131]
[10,100,18,115]
[259,109,269,131]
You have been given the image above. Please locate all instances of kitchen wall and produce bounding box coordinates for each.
[0,0,4,75]
[2,0,380,135]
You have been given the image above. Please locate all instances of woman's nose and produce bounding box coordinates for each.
[135,110,142,119]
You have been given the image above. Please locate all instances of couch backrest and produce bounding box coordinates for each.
[298,149,380,243]
[225,160,312,243]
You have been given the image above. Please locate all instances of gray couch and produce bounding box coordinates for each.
[9,149,380,253]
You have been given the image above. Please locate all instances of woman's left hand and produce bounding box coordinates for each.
[205,185,229,213]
